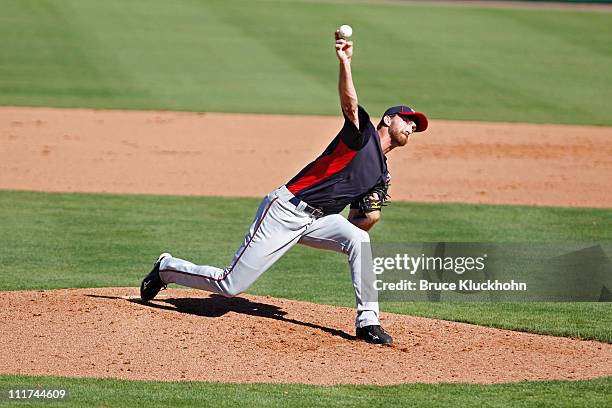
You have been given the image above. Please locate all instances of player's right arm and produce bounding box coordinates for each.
[335,30,359,129]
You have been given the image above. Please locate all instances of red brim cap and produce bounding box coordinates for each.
[397,111,428,132]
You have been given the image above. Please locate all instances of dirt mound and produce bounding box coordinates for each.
[1,288,610,385]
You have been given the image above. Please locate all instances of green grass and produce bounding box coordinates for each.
[0,375,610,408]
[0,190,611,342]
[1,0,611,125]
[384,302,612,342]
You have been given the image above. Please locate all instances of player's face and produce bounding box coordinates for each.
[388,115,417,147]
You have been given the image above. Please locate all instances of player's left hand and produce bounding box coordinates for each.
[358,180,390,213]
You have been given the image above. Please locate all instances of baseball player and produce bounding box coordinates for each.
[140,30,428,345]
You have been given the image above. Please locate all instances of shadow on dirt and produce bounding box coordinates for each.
[86,293,356,341]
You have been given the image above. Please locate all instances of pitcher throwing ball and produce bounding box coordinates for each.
[140,30,428,345]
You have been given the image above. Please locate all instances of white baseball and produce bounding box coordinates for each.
[338,24,352,39]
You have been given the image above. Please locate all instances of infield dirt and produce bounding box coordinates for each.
[1,106,611,208]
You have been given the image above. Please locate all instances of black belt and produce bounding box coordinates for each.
[289,196,325,219]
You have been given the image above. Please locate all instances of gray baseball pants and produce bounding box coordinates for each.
[159,185,380,328]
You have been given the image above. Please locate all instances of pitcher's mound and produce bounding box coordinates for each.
[1,288,610,385]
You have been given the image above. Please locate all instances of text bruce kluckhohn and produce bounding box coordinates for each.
[372,253,528,292]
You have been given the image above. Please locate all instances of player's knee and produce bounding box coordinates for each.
[359,228,370,244]
[344,228,370,257]
[349,228,370,246]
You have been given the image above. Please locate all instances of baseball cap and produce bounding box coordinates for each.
[378,105,428,132]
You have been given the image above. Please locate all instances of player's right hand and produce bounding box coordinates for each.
[335,31,353,63]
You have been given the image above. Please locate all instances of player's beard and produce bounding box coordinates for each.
[390,128,410,147]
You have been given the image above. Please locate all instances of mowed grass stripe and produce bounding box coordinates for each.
[0,190,610,342]
[0,375,610,408]
[0,0,611,124]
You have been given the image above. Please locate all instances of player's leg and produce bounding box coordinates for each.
[297,214,380,328]
[158,191,310,297]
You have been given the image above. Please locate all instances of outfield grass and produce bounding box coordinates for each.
[0,375,610,408]
[0,190,610,342]
[1,0,611,125]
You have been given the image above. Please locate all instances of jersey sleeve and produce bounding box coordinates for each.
[340,105,372,150]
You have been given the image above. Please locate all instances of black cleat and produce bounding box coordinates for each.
[356,325,393,345]
[140,253,171,302]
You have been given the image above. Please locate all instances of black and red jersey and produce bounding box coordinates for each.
[286,105,388,214]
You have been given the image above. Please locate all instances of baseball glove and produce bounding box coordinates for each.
[358,179,390,213]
